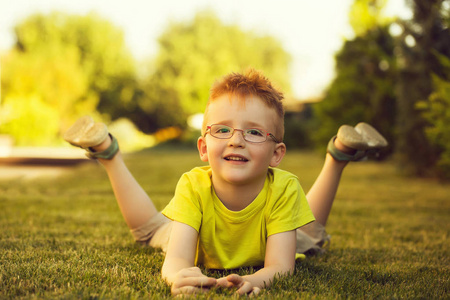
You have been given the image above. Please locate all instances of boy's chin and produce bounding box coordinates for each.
[218,170,266,186]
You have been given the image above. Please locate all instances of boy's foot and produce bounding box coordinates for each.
[354,122,388,149]
[337,122,388,151]
[63,116,108,148]
[336,125,367,150]
[328,122,388,161]
[63,116,119,160]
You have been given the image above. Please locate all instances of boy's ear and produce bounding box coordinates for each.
[197,136,209,162]
[269,142,286,167]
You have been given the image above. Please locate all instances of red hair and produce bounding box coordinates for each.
[203,69,285,140]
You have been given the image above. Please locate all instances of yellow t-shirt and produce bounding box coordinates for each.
[162,166,314,269]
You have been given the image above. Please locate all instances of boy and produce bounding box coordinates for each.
[64,69,387,296]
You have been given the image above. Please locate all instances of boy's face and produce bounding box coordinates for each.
[197,94,286,188]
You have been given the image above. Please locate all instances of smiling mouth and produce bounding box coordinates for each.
[224,156,248,162]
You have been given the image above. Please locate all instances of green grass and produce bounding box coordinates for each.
[1,150,449,299]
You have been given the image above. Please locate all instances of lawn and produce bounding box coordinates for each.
[1,149,449,299]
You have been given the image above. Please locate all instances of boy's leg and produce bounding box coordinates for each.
[306,144,348,226]
[64,116,158,230]
[92,138,173,249]
[297,123,387,255]
[296,145,348,255]
[92,137,159,230]
[306,122,388,226]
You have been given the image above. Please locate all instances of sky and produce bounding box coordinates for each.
[0,0,410,100]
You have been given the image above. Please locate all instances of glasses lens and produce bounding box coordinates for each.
[244,129,266,143]
[210,125,233,138]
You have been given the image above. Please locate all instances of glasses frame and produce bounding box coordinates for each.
[205,124,281,143]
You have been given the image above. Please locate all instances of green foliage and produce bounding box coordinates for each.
[1,44,93,145]
[14,12,136,107]
[394,0,450,176]
[283,106,317,149]
[0,12,136,146]
[0,151,449,298]
[313,25,396,155]
[419,54,450,178]
[314,0,450,176]
[349,0,391,36]
[131,11,291,133]
[1,10,292,143]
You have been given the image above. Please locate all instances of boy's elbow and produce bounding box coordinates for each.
[287,264,295,274]
[266,261,294,277]
[280,263,295,276]
[276,258,296,276]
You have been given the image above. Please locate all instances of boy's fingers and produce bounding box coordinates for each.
[217,275,260,296]
[176,277,216,289]
[249,287,261,297]
[236,281,253,295]
[226,274,244,286]
[237,282,261,296]
[215,277,233,288]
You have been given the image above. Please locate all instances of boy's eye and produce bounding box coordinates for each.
[246,129,264,136]
[216,127,231,134]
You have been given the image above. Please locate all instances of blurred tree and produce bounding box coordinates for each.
[395,0,450,176]
[313,0,397,156]
[419,55,450,178]
[0,12,136,145]
[130,11,292,133]
[349,0,391,36]
[0,42,93,145]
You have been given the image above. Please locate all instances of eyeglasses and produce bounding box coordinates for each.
[205,124,281,143]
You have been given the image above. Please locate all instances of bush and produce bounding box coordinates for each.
[420,56,450,179]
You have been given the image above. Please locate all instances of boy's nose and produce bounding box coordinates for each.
[228,130,246,147]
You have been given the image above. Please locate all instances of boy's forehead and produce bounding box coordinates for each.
[206,94,279,125]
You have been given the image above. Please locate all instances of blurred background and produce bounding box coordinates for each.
[0,0,449,178]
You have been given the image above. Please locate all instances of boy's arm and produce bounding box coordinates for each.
[162,221,216,296]
[216,230,296,296]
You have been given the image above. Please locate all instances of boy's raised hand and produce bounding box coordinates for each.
[216,274,261,296]
[171,267,216,296]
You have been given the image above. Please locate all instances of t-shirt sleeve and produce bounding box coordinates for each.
[161,172,203,232]
[266,177,315,237]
